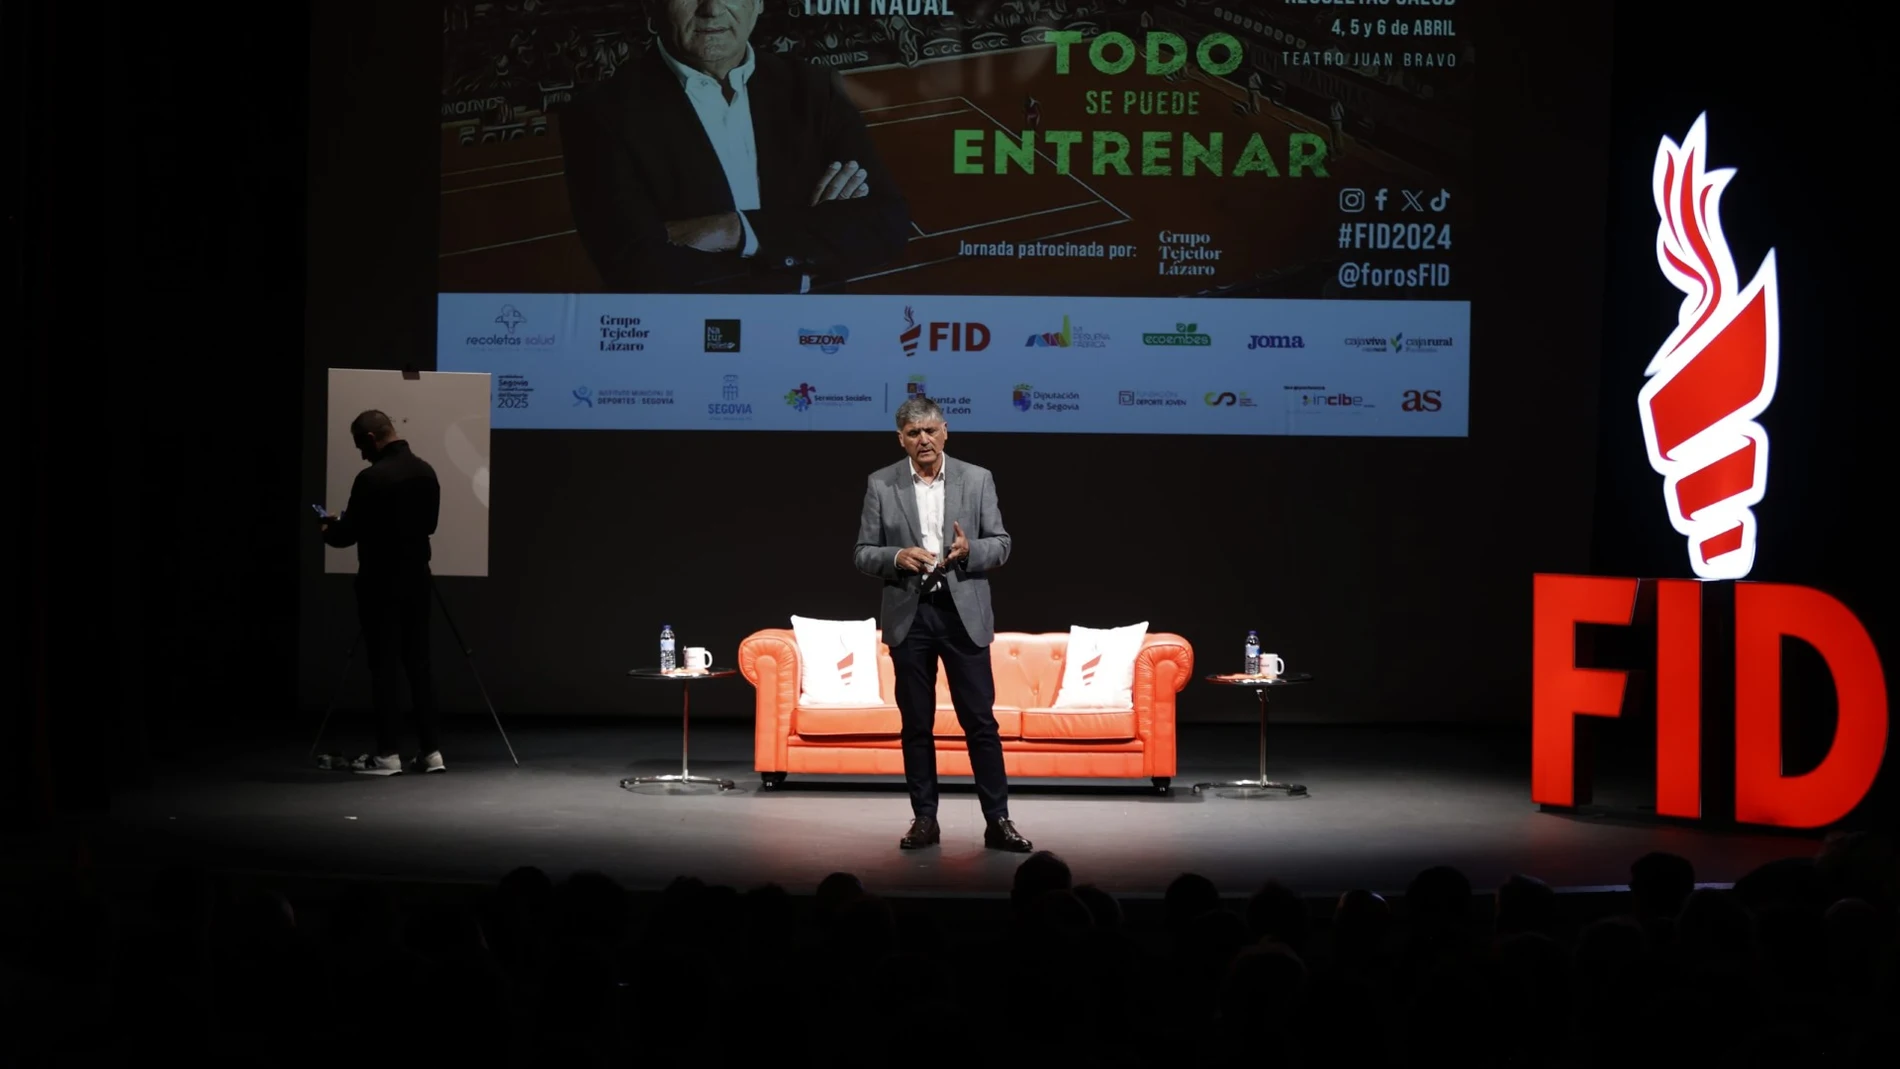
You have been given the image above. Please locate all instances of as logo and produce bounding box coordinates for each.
[1401,389,1442,412]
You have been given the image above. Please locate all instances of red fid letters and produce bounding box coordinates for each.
[1532,574,1888,828]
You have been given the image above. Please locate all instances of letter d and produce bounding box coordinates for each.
[1145,32,1187,76]
[966,323,991,351]
[1733,583,1888,828]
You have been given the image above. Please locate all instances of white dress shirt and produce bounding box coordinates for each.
[910,457,947,589]
[657,42,764,258]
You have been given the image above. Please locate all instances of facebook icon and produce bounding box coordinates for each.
[1374,188,1389,211]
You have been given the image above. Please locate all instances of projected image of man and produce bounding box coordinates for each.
[561,0,910,294]
[319,411,445,776]
[853,397,1032,854]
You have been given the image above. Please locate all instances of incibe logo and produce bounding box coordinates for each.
[467,304,556,348]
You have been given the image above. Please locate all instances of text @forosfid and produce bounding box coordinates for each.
[1336,262,1452,290]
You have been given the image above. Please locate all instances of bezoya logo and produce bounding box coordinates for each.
[900,306,989,356]
[1246,333,1305,350]
[1639,112,1780,581]
[798,325,849,354]
[467,304,557,348]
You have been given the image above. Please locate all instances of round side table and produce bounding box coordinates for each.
[621,667,740,791]
[1194,672,1314,796]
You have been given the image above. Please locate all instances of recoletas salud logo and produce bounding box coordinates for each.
[1143,322,1211,346]
[467,304,556,349]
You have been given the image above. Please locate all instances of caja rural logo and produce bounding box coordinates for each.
[1533,114,1887,831]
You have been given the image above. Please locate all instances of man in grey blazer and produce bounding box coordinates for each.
[853,397,1032,853]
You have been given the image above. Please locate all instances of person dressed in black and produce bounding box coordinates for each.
[319,410,445,775]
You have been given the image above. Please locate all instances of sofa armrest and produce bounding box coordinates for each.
[739,629,799,773]
[1133,633,1192,777]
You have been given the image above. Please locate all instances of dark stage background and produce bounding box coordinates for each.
[13,2,1893,823]
[297,0,1614,727]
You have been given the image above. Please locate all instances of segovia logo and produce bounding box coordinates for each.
[1247,334,1305,350]
[1143,322,1212,347]
[798,325,850,354]
[709,374,752,417]
[1012,383,1034,412]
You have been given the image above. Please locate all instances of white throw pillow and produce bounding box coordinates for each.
[789,616,883,707]
[1052,622,1148,709]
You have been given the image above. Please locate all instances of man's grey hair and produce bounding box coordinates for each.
[894,396,944,429]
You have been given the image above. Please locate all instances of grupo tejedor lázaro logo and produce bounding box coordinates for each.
[798,325,849,354]
[467,303,556,349]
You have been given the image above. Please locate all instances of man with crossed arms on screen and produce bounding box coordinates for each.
[854,397,1032,853]
[561,0,910,293]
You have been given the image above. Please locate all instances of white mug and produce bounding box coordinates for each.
[1258,653,1285,678]
[682,646,713,670]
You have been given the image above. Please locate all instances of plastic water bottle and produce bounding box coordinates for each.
[660,625,676,672]
[1245,630,1260,675]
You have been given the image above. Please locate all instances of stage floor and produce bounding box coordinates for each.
[74,718,1813,900]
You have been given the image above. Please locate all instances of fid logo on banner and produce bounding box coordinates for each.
[1639,113,1780,580]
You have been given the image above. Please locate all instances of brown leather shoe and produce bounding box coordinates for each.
[983,819,1032,853]
[899,816,941,850]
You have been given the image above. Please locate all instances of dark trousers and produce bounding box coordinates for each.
[355,569,438,758]
[890,596,1009,822]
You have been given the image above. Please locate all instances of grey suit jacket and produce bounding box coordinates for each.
[853,456,1011,647]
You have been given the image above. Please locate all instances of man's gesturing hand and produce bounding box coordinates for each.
[664,212,744,252]
[946,521,970,564]
[811,161,871,205]
[895,547,938,573]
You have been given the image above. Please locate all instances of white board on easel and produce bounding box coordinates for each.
[325,369,491,577]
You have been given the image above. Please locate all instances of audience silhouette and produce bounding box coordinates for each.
[3,835,1894,1067]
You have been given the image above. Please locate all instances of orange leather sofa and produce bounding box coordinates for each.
[738,630,1194,794]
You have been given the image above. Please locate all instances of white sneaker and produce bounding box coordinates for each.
[410,751,447,774]
[350,753,403,776]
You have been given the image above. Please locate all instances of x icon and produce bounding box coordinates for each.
[1400,189,1424,211]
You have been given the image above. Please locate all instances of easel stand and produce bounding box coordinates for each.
[311,576,520,766]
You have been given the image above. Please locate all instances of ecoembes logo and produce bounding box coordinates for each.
[467,304,556,349]
[1143,321,1211,346]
